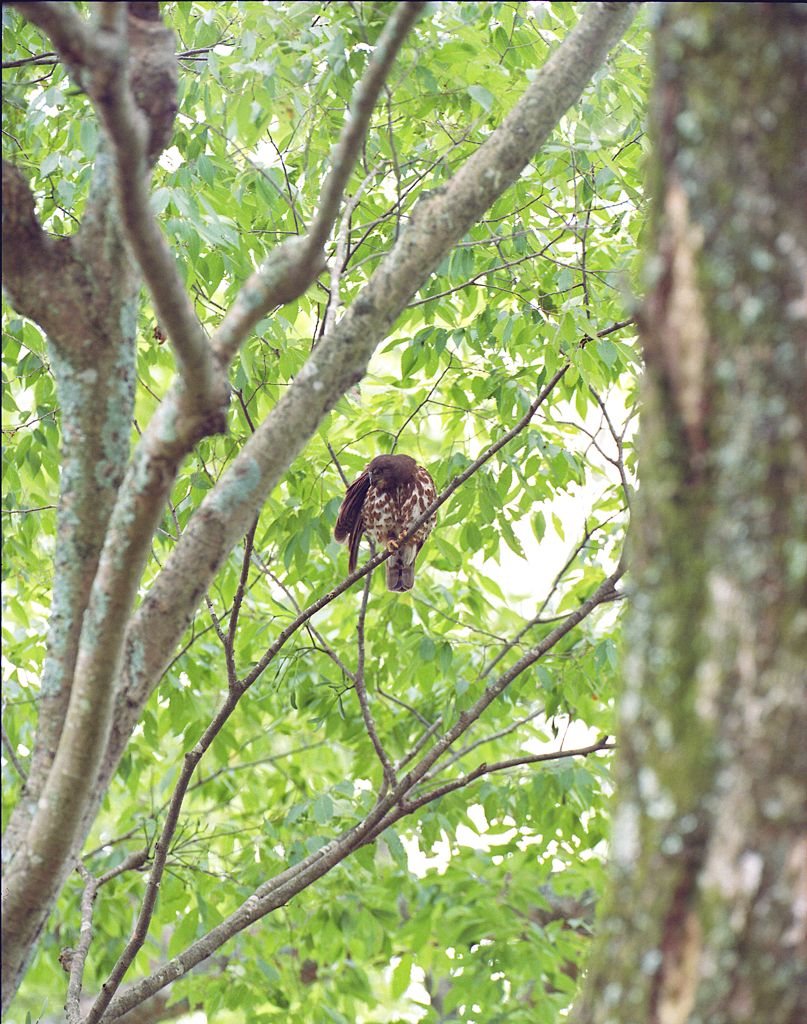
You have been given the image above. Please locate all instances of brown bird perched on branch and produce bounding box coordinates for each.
[334,453,437,592]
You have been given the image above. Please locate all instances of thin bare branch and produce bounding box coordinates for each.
[327,441,351,488]
[65,863,96,1024]
[85,735,201,1022]
[408,249,555,308]
[228,517,259,649]
[97,847,150,887]
[385,736,615,821]
[1,50,58,68]
[323,161,387,338]
[377,685,433,729]
[261,566,356,681]
[395,716,443,773]
[353,566,397,788]
[421,706,550,783]
[392,360,454,447]
[588,383,636,509]
[478,518,619,684]
[65,847,149,1024]
[204,594,228,647]
[0,713,28,783]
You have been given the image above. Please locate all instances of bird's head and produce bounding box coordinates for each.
[368,453,417,491]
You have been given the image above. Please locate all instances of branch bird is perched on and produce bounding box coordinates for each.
[334,454,437,592]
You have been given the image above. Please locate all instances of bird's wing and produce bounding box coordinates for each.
[334,470,370,544]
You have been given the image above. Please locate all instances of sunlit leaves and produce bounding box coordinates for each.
[1,2,648,1020]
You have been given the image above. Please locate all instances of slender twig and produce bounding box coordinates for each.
[377,685,432,728]
[184,742,324,799]
[264,567,355,680]
[205,594,228,646]
[353,565,396,787]
[0,712,28,782]
[395,716,443,772]
[2,50,58,68]
[392,360,453,447]
[588,383,636,510]
[410,595,508,645]
[320,120,480,269]
[327,441,350,487]
[80,742,314,864]
[164,495,182,541]
[407,249,555,307]
[84,734,201,1023]
[381,736,615,823]
[97,847,150,886]
[216,129,302,227]
[1,504,58,514]
[65,849,149,1023]
[323,161,387,338]
[162,617,218,679]
[65,863,98,1024]
[228,516,259,649]
[420,705,549,783]
[478,519,612,684]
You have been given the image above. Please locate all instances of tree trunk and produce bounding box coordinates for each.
[573,4,807,1023]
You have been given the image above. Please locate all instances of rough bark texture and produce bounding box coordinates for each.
[573,5,807,1023]
[1,2,179,1005]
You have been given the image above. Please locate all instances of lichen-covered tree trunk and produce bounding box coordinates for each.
[1,3,180,1002]
[573,5,807,1023]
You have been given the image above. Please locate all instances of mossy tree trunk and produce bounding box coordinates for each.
[573,5,806,1023]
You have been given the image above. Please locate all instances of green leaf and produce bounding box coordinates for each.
[382,828,408,869]
[467,84,494,112]
[596,336,619,368]
[419,636,435,662]
[313,793,333,825]
[392,952,414,1000]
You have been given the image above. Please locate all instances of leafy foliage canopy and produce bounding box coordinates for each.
[2,3,648,1020]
